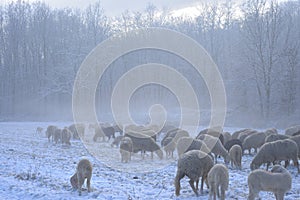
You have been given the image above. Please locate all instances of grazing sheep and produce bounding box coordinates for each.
[289,135,300,158]
[70,159,92,196]
[292,130,300,136]
[161,128,189,147]
[222,132,232,145]
[238,129,258,143]
[93,125,115,142]
[112,124,123,135]
[69,123,85,139]
[198,134,230,164]
[53,128,62,144]
[111,135,124,147]
[196,129,224,145]
[232,129,251,139]
[247,165,292,200]
[229,145,242,169]
[174,150,214,196]
[265,128,278,136]
[250,139,299,172]
[46,125,57,142]
[124,132,163,159]
[162,136,176,158]
[285,125,300,136]
[119,137,133,163]
[176,136,210,157]
[242,132,266,154]
[265,134,290,143]
[207,164,229,200]
[61,127,71,145]
[36,127,43,136]
[224,139,243,152]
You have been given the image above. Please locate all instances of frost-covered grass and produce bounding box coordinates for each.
[0,122,299,199]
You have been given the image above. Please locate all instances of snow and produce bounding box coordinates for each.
[0,122,300,199]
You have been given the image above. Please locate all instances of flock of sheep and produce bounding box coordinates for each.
[37,123,300,199]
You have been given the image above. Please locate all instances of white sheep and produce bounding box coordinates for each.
[70,159,92,196]
[199,134,230,164]
[119,137,133,163]
[161,136,176,158]
[289,135,300,158]
[265,134,290,143]
[250,139,300,172]
[222,132,232,145]
[46,125,57,142]
[238,129,258,143]
[265,128,278,136]
[174,150,214,196]
[285,125,300,136]
[232,129,251,139]
[176,136,210,157]
[229,144,242,170]
[247,165,292,200]
[207,164,229,200]
[242,132,266,154]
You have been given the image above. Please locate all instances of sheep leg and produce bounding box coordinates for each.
[195,178,199,191]
[292,158,300,173]
[274,191,284,200]
[174,171,184,196]
[87,177,91,192]
[77,174,84,196]
[220,187,225,200]
[189,179,198,196]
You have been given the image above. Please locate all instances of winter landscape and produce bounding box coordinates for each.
[0,0,300,199]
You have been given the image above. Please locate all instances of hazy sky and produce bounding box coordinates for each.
[1,0,205,16]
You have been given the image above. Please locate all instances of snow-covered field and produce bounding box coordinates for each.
[0,122,299,200]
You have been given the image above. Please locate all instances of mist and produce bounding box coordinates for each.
[0,0,299,129]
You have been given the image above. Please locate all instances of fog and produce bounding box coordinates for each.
[0,0,299,129]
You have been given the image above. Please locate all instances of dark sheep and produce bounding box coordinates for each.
[224,139,243,152]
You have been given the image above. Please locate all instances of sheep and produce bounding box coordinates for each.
[174,150,214,196]
[111,135,124,147]
[285,125,300,136]
[162,136,176,158]
[207,164,229,200]
[176,136,210,157]
[69,123,85,139]
[196,129,224,145]
[232,128,251,139]
[161,129,189,146]
[112,124,123,135]
[36,127,43,137]
[53,128,62,144]
[229,145,242,169]
[124,132,163,159]
[265,128,278,136]
[198,134,230,164]
[224,139,243,152]
[242,132,266,154]
[247,165,292,200]
[222,132,232,145]
[119,137,133,163]
[70,159,92,196]
[250,139,299,172]
[46,125,57,142]
[265,134,290,143]
[292,130,300,136]
[92,125,115,142]
[238,129,258,143]
[289,135,300,158]
[61,127,71,145]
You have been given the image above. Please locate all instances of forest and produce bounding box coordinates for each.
[0,0,299,128]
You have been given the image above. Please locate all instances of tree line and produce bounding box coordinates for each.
[0,0,299,128]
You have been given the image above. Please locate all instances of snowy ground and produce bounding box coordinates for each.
[0,122,299,200]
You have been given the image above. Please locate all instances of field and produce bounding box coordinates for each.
[0,122,299,200]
